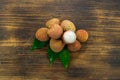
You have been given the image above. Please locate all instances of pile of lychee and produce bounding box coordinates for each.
[35,18,88,53]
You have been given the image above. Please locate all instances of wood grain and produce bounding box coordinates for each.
[0,0,120,80]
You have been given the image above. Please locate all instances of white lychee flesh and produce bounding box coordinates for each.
[63,30,76,44]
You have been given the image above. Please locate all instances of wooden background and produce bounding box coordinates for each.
[0,0,120,80]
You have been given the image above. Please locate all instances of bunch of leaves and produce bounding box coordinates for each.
[31,38,70,68]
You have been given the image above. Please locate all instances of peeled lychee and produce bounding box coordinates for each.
[46,18,60,28]
[76,29,88,42]
[35,28,49,41]
[67,40,81,52]
[61,20,76,32]
[50,39,65,52]
[63,30,76,44]
[48,24,63,39]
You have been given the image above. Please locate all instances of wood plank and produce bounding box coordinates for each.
[0,0,120,80]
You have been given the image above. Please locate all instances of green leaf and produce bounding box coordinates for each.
[47,46,59,66]
[59,47,70,68]
[31,38,48,51]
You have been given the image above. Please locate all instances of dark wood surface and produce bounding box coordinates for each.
[0,0,120,80]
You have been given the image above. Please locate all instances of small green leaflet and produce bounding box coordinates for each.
[48,46,70,68]
[31,38,70,68]
[59,47,70,68]
[31,38,48,51]
[47,46,59,66]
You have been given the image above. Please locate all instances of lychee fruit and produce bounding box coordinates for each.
[68,40,81,52]
[50,39,65,52]
[76,29,88,42]
[63,30,76,44]
[46,18,60,28]
[61,20,76,32]
[47,24,63,39]
[35,28,49,41]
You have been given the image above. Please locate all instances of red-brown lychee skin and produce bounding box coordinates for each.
[50,39,65,52]
[67,40,81,52]
[35,28,49,41]
[76,29,88,42]
[46,18,60,28]
[47,24,63,39]
[61,20,76,32]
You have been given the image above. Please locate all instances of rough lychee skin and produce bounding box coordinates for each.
[35,28,49,41]
[63,30,76,44]
[48,24,63,39]
[68,40,81,52]
[46,18,60,28]
[61,20,76,32]
[50,39,65,52]
[76,29,88,42]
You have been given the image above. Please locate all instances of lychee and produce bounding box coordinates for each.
[63,30,76,44]
[35,28,49,41]
[46,18,60,28]
[47,24,63,39]
[61,20,76,32]
[76,29,88,42]
[50,39,65,52]
[67,40,81,52]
